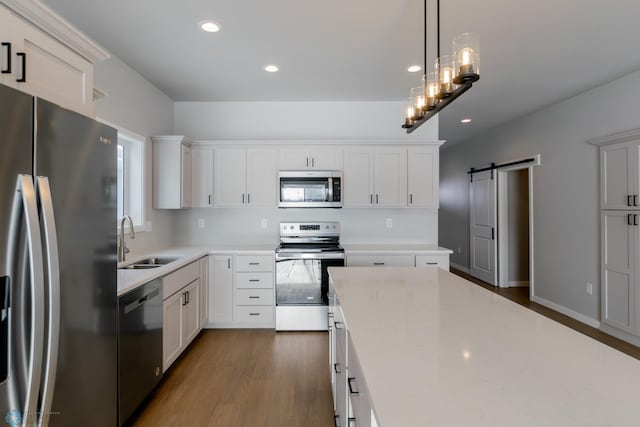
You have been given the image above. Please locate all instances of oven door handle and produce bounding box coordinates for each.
[276,254,345,261]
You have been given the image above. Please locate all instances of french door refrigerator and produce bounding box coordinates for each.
[0,84,117,426]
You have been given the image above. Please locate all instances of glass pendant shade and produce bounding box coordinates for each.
[425,72,438,110]
[436,55,454,99]
[453,32,480,84]
[403,102,415,128]
[412,86,425,118]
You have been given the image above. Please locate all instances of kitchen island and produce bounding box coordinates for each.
[328,267,640,426]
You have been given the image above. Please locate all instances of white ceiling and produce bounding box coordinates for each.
[43,0,640,144]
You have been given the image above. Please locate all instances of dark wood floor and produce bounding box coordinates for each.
[128,330,334,427]
[451,267,640,360]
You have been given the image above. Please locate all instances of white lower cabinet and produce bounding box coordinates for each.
[347,254,414,267]
[162,260,202,372]
[199,256,209,328]
[415,254,450,271]
[210,255,234,324]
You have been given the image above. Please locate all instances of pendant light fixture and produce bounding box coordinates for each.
[402,0,480,133]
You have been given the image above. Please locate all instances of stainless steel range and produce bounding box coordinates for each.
[275,222,345,331]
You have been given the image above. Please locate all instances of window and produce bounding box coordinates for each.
[113,126,146,231]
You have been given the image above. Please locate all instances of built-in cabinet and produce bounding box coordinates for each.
[190,145,214,207]
[152,136,192,209]
[347,252,450,271]
[0,3,107,117]
[279,147,343,170]
[162,259,204,372]
[407,146,439,208]
[595,133,640,345]
[214,147,277,207]
[209,255,234,324]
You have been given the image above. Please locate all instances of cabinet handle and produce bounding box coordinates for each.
[334,321,344,329]
[628,195,633,207]
[249,279,260,282]
[635,195,639,207]
[16,52,26,83]
[242,193,245,204]
[306,157,309,167]
[249,262,260,266]
[227,258,231,269]
[348,377,359,395]
[410,194,413,204]
[249,312,260,316]
[1,42,11,74]
[376,194,379,204]
[427,262,438,265]
[370,194,373,204]
[182,292,187,306]
[209,194,212,205]
[333,363,341,374]
[247,193,251,204]
[249,296,260,299]
[635,215,639,226]
[629,214,634,226]
[312,157,315,167]
[373,262,385,266]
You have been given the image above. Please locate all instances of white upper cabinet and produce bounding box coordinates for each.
[374,147,407,207]
[408,146,439,208]
[600,141,640,210]
[152,136,192,209]
[0,3,109,117]
[279,147,343,170]
[344,148,375,207]
[190,145,214,208]
[214,147,277,208]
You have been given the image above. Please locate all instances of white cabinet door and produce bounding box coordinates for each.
[408,146,439,208]
[600,142,639,210]
[246,148,277,207]
[180,143,191,208]
[374,147,407,207]
[162,291,183,372]
[15,18,94,117]
[182,279,200,346]
[210,255,234,323]
[279,148,311,170]
[601,211,636,334]
[199,257,209,328]
[344,148,374,207]
[311,148,343,170]
[214,148,247,207]
[190,146,214,207]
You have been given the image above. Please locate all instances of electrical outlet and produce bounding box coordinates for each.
[386,218,393,228]
[261,218,268,229]
[197,218,205,229]
[586,282,593,295]
[146,221,152,231]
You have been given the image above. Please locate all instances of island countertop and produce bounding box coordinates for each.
[328,267,640,427]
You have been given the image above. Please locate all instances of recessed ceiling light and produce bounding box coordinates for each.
[407,65,422,73]
[461,118,473,124]
[199,21,220,33]
[264,64,279,73]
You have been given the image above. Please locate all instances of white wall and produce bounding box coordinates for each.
[439,69,640,322]
[172,101,440,245]
[94,55,176,257]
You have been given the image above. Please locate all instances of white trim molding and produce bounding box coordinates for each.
[587,128,640,147]
[1,0,110,63]
[450,262,470,274]
[531,295,600,329]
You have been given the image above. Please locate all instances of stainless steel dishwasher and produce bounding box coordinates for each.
[118,279,163,426]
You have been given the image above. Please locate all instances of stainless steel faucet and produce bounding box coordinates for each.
[118,216,135,263]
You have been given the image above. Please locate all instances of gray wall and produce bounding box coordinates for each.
[439,69,640,322]
[94,55,176,257]
[507,169,529,283]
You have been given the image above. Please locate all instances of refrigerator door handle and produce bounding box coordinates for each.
[15,175,45,425]
[36,176,61,427]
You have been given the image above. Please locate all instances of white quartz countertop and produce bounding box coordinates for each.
[342,243,452,254]
[328,267,640,427]
[116,245,276,296]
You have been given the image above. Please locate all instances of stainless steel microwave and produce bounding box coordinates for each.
[278,171,342,208]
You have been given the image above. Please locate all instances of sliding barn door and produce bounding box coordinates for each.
[470,170,497,285]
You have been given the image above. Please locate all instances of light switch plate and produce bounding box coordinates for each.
[386,218,393,228]
[261,218,268,229]
[197,218,205,229]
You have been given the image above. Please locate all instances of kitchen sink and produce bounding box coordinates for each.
[119,256,180,270]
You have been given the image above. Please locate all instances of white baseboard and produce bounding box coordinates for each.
[530,295,600,329]
[450,262,470,274]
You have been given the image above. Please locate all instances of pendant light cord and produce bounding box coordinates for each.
[436,0,441,58]
[423,0,427,74]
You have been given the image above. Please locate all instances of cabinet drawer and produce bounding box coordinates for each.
[347,254,414,267]
[235,255,274,272]
[163,261,200,299]
[235,272,274,289]
[415,254,450,271]
[233,306,274,323]
[235,289,274,306]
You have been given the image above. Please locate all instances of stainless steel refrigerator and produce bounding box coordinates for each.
[0,84,117,426]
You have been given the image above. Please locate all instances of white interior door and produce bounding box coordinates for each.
[470,170,497,285]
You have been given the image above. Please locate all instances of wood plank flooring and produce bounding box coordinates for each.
[451,268,640,360]
[128,330,334,427]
